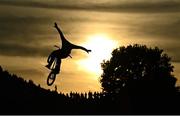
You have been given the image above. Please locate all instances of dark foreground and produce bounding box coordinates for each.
[0,66,179,115]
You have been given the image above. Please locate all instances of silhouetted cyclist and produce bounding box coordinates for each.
[46,22,91,73]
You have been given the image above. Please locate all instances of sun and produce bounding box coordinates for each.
[77,34,118,75]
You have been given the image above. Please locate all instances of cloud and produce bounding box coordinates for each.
[0,0,180,61]
[137,19,180,39]
[0,42,51,57]
[0,9,92,58]
[0,15,57,57]
[0,15,53,41]
[123,15,180,62]
[1,0,180,13]
[0,42,88,59]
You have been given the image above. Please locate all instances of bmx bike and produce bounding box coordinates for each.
[47,58,58,86]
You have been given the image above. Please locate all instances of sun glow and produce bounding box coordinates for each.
[78,34,118,75]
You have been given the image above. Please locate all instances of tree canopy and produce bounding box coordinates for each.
[100,44,177,94]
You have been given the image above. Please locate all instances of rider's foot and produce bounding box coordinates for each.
[53,69,60,74]
[52,68,60,74]
[57,71,60,74]
[45,64,50,69]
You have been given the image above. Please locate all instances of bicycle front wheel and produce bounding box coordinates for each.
[47,71,56,86]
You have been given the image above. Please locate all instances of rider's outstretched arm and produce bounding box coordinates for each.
[71,44,91,53]
[54,22,68,44]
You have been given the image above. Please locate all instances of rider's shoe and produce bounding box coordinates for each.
[52,69,60,74]
[57,70,60,74]
[45,64,50,69]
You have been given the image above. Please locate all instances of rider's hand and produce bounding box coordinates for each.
[86,49,92,53]
[54,22,58,27]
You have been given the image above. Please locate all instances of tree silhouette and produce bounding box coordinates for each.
[100,44,177,95]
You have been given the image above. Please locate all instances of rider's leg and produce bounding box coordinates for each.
[46,51,56,69]
[46,57,54,69]
[46,57,55,69]
[55,59,61,74]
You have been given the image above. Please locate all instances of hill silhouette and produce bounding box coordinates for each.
[0,64,180,114]
[0,66,111,114]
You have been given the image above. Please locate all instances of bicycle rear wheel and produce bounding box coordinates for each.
[47,71,56,86]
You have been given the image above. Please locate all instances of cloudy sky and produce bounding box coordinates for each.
[0,0,180,93]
